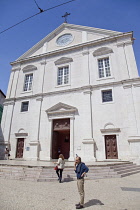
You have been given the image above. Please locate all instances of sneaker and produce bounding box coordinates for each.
[76,204,84,209]
[75,203,80,206]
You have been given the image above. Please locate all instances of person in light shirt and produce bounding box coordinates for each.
[54,154,65,183]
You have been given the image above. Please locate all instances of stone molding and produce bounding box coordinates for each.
[29,141,39,145]
[128,136,140,143]
[46,102,77,119]
[15,133,28,137]
[40,60,47,65]
[11,31,132,65]
[83,90,92,95]
[82,138,95,144]
[117,41,133,47]
[11,67,21,72]
[22,65,37,72]
[100,128,121,133]
[82,51,89,56]
[123,84,132,89]
[133,83,140,88]
[36,97,43,101]
[93,47,113,57]
[0,141,8,145]
[3,101,15,106]
[3,78,140,103]
[55,57,73,65]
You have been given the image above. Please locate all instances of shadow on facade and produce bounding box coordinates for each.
[0,124,5,159]
[94,142,98,159]
[84,199,104,207]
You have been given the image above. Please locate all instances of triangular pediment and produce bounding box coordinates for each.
[16,23,123,61]
[46,102,77,114]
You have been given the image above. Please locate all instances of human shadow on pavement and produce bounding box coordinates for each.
[63,175,74,182]
[84,199,104,208]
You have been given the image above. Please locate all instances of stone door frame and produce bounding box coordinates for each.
[46,102,77,161]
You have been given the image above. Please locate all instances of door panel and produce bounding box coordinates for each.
[52,131,59,159]
[16,138,24,158]
[105,135,118,159]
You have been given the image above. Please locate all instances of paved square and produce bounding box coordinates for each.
[0,173,140,210]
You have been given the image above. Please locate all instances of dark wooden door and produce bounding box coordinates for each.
[16,138,24,158]
[105,135,118,159]
[59,130,70,159]
[52,131,59,159]
[52,119,70,159]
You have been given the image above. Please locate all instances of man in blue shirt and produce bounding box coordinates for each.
[74,156,89,209]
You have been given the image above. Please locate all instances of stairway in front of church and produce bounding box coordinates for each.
[0,162,140,182]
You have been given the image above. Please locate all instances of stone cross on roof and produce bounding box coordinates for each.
[62,12,70,23]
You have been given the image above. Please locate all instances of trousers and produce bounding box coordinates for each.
[77,178,85,205]
[56,169,63,181]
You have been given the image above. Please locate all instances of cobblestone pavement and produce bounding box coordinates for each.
[0,173,140,210]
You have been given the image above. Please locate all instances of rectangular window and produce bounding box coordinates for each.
[57,66,69,85]
[21,101,29,112]
[102,90,113,102]
[23,74,33,91]
[98,58,111,78]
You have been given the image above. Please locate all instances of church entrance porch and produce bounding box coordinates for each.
[52,119,70,159]
[105,135,118,159]
[16,138,24,158]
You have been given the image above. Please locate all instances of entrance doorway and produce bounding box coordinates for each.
[105,135,118,159]
[16,138,24,158]
[52,119,70,159]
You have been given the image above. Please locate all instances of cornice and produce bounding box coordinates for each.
[3,100,15,106]
[11,67,21,72]
[117,40,133,47]
[40,59,47,65]
[100,128,121,133]
[4,78,140,103]
[15,133,28,137]
[128,136,140,143]
[10,32,132,65]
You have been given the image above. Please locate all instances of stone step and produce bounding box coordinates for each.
[110,163,134,169]
[113,165,140,171]
[0,162,139,182]
[120,169,140,177]
[39,171,118,179]
[116,167,140,174]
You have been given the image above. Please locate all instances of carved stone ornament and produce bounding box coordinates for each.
[55,57,73,65]
[100,128,120,133]
[93,47,113,57]
[46,102,77,118]
[22,65,37,72]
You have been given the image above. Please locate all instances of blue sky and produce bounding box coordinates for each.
[0,0,140,94]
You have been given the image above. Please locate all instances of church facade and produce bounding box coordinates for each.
[1,23,140,163]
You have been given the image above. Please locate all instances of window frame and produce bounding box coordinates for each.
[100,88,114,104]
[94,54,114,81]
[23,73,33,92]
[98,57,111,79]
[56,64,70,87]
[21,101,29,112]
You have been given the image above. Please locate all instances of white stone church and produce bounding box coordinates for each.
[1,23,140,163]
